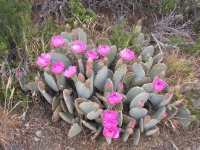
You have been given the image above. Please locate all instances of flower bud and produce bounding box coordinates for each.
[85,79,91,87]
[63,89,72,96]
[78,73,85,82]
[161,111,167,118]
[138,100,145,108]
[35,76,40,82]
[136,55,142,63]
[164,93,170,99]
[38,81,45,89]
[117,82,123,93]
[126,128,133,135]
[168,86,174,93]
[128,121,136,128]
[144,115,151,122]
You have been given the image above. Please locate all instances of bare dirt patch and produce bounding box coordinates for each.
[1,100,199,150]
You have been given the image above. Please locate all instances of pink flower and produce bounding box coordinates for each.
[101,110,118,120]
[63,66,77,78]
[36,53,51,67]
[51,61,65,74]
[71,40,86,54]
[152,76,166,92]
[102,119,118,129]
[103,127,120,139]
[119,48,134,60]
[85,49,99,60]
[107,92,123,105]
[97,45,110,56]
[50,35,65,47]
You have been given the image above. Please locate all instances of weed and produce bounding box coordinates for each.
[67,0,96,26]
[109,19,140,53]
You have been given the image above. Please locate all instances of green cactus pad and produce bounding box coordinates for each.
[145,57,153,69]
[89,70,94,95]
[123,114,136,124]
[44,72,59,92]
[131,77,151,87]
[38,86,53,104]
[129,92,149,109]
[52,96,60,111]
[123,128,132,142]
[132,128,140,146]
[153,52,164,65]
[141,45,154,60]
[87,109,103,120]
[59,112,74,124]
[26,81,38,91]
[157,94,173,107]
[145,126,159,136]
[104,78,114,97]
[60,32,72,42]
[90,96,102,107]
[193,98,200,107]
[93,60,99,72]
[50,52,71,69]
[95,117,103,124]
[98,38,112,46]
[75,28,87,44]
[117,111,123,127]
[91,126,103,140]
[94,66,108,92]
[79,101,96,114]
[74,98,88,115]
[113,64,127,90]
[144,119,159,131]
[175,107,192,127]
[129,108,148,120]
[114,101,123,112]
[149,93,163,106]
[132,63,145,81]
[140,62,149,74]
[75,81,91,99]
[108,69,114,78]
[139,118,144,132]
[52,105,63,122]
[63,91,74,114]
[60,100,68,113]
[81,120,97,131]
[141,39,150,48]
[135,33,144,46]
[149,63,167,79]
[166,106,178,119]
[126,87,145,103]
[121,94,128,103]
[142,83,154,93]
[56,74,66,90]
[107,45,117,66]
[123,72,135,87]
[68,123,82,138]
[151,106,166,122]
[86,39,96,51]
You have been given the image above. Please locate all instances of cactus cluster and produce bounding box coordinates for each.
[20,25,196,145]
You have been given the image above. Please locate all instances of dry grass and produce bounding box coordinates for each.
[0,107,22,150]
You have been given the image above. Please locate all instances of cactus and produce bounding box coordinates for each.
[22,26,194,145]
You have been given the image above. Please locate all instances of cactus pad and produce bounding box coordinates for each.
[59,112,74,124]
[68,123,82,138]
[129,108,148,120]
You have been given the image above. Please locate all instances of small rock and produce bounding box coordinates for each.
[34,137,40,142]
[24,123,30,129]
[36,130,42,138]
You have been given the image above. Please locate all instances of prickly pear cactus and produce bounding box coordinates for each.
[21,24,195,146]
